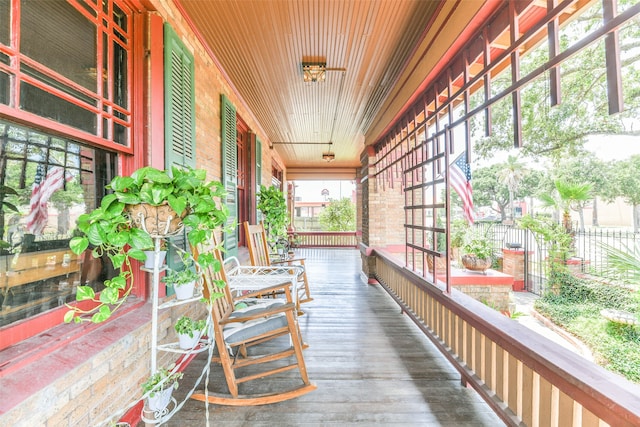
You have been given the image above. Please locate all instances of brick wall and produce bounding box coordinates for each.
[360,148,409,278]
[1,299,206,427]
[360,147,408,278]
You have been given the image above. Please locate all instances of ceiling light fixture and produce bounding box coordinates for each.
[302,62,327,83]
[322,142,335,162]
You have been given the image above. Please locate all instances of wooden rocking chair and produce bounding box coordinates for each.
[190,242,316,406]
[243,222,313,306]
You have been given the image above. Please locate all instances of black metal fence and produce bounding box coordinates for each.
[474,223,639,295]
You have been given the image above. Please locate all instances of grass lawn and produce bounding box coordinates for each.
[534,274,640,383]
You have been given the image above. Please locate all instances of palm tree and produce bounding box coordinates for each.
[600,241,640,283]
[497,155,526,221]
[540,180,592,232]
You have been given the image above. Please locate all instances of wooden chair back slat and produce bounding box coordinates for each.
[243,221,313,306]
[245,222,272,266]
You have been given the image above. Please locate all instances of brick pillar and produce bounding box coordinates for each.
[502,249,528,291]
[360,146,406,279]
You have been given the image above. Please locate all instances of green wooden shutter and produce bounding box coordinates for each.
[255,136,262,188]
[163,23,195,289]
[221,94,238,257]
[164,23,195,170]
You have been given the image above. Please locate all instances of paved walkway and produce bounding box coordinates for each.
[511,291,593,361]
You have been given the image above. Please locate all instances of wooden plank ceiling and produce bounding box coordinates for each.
[175,0,585,174]
[176,0,443,171]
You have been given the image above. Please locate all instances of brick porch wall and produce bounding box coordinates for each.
[0,300,206,426]
[0,0,285,424]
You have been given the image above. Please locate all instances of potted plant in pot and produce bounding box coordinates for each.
[141,365,183,412]
[65,166,228,323]
[162,257,199,300]
[460,228,495,272]
[143,240,168,269]
[174,315,206,349]
[256,185,289,250]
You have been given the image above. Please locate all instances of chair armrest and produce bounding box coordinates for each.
[271,257,306,265]
[232,264,304,277]
[220,302,296,324]
[223,256,241,276]
[233,281,294,301]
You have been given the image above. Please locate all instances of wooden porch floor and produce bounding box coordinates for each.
[161,249,504,426]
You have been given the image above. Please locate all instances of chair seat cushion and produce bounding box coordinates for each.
[223,312,288,344]
[232,299,285,316]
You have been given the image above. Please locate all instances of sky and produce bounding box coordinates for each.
[583,135,640,162]
[294,180,356,202]
[290,135,640,203]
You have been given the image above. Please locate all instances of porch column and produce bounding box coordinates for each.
[360,146,406,278]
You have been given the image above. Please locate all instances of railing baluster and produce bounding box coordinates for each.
[370,248,640,427]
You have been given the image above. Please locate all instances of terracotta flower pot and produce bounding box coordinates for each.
[461,254,492,272]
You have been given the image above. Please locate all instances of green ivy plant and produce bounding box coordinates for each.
[518,214,574,291]
[256,184,289,246]
[141,364,183,398]
[174,315,206,338]
[65,166,228,323]
[161,256,199,288]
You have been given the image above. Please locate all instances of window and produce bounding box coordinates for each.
[0,0,137,347]
[0,0,134,146]
[0,119,117,329]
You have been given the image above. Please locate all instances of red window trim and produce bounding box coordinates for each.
[0,0,139,152]
[0,2,153,349]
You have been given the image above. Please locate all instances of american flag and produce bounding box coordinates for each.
[25,165,73,235]
[450,152,474,225]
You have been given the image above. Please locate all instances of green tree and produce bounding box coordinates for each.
[474,2,640,161]
[552,154,611,227]
[607,155,640,232]
[473,161,541,221]
[518,169,546,217]
[539,180,592,232]
[472,164,510,220]
[497,155,526,221]
[319,198,355,231]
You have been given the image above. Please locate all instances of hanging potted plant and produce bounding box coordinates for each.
[174,315,206,349]
[141,365,183,412]
[65,166,228,323]
[256,185,289,250]
[162,257,199,300]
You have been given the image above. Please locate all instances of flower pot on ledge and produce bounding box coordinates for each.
[461,254,492,272]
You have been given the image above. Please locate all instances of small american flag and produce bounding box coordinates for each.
[450,152,474,225]
[25,165,73,235]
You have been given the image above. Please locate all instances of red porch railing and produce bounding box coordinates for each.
[288,231,358,248]
[368,246,640,427]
